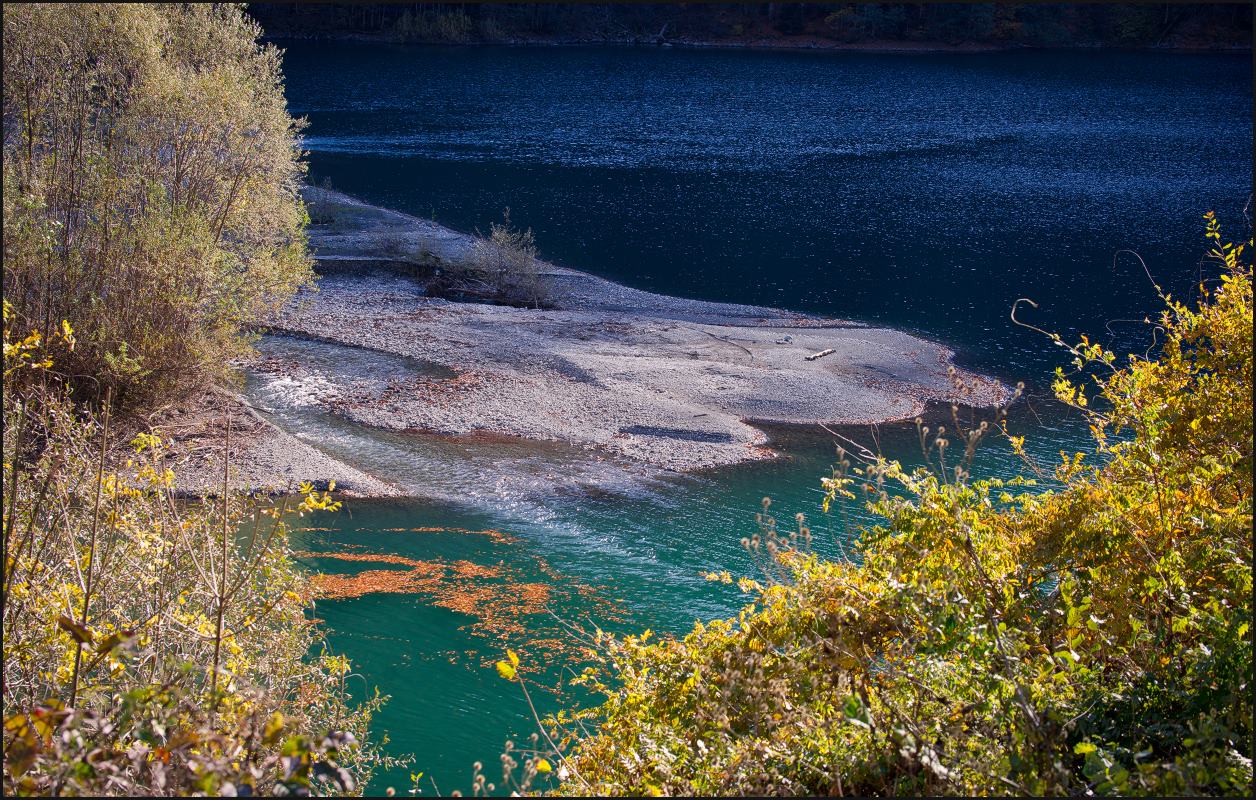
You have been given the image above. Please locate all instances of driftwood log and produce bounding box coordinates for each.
[805,348,836,361]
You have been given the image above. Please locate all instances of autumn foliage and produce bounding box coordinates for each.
[541,216,1252,795]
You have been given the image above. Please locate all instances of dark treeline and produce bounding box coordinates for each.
[247,2,1252,48]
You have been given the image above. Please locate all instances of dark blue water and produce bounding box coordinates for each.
[270,43,1252,793]
[282,43,1251,386]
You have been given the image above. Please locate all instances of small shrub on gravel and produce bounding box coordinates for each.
[433,209,549,309]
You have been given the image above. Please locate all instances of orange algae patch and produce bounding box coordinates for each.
[430,582,552,636]
[371,526,516,543]
[450,560,500,579]
[294,550,428,568]
[429,582,547,632]
[304,526,516,543]
[302,546,625,665]
[313,568,431,600]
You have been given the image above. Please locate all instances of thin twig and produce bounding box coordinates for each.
[210,413,231,706]
[69,388,110,708]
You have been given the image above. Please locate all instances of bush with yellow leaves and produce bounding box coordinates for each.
[528,214,1252,796]
[1,302,401,796]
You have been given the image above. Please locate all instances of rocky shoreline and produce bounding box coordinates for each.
[140,387,402,498]
[165,188,1010,497]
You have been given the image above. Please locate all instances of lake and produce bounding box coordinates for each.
[270,42,1251,793]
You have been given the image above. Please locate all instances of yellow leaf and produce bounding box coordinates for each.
[263,712,284,744]
[508,649,519,667]
[535,758,552,774]
[57,615,93,644]
[496,661,516,680]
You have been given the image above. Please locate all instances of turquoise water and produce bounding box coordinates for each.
[265,43,1252,793]
[287,402,1083,795]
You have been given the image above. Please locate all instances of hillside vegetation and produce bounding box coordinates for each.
[514,217,1252,796]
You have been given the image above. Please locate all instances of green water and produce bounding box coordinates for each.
[263,42,1253,793]
[283,398,1088,794]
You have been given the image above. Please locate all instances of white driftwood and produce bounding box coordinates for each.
[805,348,836,362]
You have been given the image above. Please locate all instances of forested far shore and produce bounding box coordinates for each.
[247,2,1252,50]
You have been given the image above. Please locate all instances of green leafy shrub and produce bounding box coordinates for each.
[2,3,312,409]
[527,215,1252,796]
